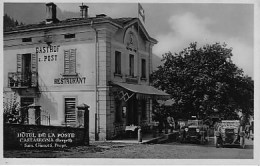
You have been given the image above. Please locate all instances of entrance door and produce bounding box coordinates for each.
[127,97,138,125]
[20,97,34,124]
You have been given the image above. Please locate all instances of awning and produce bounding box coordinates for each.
[112,82,170,100]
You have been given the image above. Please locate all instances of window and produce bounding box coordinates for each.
[141,59,146,78]
[22,37,32,42]
[115,51,121,75]
[16,53,37,87]
[129,54,134,77]
[64,49,77,75]
[64,33,75,39]
[65,98,76,124]
[141,100,147,120]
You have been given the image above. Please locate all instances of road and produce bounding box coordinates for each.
[4,138,253,159]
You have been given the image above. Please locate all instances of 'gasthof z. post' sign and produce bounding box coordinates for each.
[36,45,60,62]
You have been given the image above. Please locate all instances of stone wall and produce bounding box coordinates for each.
[4,123,88,150]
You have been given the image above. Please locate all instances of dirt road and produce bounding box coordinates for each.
[4,138,253,159]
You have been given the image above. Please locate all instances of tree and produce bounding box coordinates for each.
[3,92,22,124]
[4,14,23,31]
[151,42,254,121]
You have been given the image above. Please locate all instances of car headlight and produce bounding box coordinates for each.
[185,128,188,132]
[196,128,200,132]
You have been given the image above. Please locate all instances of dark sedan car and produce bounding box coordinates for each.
[179,120,209,144]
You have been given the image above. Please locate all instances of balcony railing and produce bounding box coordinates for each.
[8,72,38,88]
[125,75,139,84]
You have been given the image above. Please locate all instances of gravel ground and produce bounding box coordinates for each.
[4,138,253,159]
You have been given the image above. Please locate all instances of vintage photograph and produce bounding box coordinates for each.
[2,0,256,162]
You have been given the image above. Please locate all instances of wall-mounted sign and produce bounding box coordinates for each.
[54,77,86,85]
[36,45,60,54]
[36,45,60,62]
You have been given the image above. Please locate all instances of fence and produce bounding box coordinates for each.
[20,107,51,126]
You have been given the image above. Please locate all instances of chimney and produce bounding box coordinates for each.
[46,2,58,24]
[80,4,88,19]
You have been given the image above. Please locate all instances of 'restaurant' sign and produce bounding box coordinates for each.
[54,77,86,84]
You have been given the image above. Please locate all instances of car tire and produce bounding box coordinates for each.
[200,136,205,145]
[216,137,223,148]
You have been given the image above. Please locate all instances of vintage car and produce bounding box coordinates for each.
[214,120,245,148]
[179,120,209,144]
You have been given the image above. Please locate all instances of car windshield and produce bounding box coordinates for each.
[188,120,199,126]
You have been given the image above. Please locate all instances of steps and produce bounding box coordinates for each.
[143,131,179,144]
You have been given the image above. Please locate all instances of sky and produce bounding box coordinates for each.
[3,2,255,78]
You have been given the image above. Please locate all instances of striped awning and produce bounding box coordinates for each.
[112,82,170,100]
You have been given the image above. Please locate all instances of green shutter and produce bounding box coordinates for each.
[70,49,76,74]
[31,53,37,72]
[64,50,70,74]
[17,54,22,73]
[31,53,38,87]
[65,98,76,123]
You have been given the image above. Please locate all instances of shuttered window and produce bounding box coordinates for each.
[115,51,121,74]
[16,53,38,87]
[65,98,76,124]
[129,54,134,76]
[64,49,77,75]
[141,59,146,78]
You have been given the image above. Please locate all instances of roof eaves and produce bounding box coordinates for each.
[4,18,123,35]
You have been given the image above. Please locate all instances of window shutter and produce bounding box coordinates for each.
[70,49,76,74]
[17,54,22,73]
[31,53,38,87]
[65,98,76,123]
[31,53,37,72]
[64,50,70,74]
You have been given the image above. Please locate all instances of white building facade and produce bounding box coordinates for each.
[3,3,169,140]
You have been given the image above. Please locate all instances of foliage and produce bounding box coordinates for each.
[3,93,22,124]
[151,42,254,121]
[4,14,24,31]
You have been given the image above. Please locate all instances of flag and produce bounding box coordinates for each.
[138,3,145,23]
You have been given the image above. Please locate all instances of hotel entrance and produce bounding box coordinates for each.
[126,96,138,126]
[111,82,170,138]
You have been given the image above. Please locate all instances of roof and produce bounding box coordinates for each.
[4,16,157,43]
[112,82,170,100]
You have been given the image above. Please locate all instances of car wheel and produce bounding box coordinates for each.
[200,136,205,145]
[180,135,184,143]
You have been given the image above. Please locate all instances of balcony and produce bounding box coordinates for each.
[125,75,139,84]
[8,72,38,88]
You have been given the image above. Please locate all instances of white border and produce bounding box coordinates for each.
[1,0,259,165]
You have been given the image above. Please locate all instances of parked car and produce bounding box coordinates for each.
[214,120,245,148]
[249,120,254,140]
[179,119,209,144]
